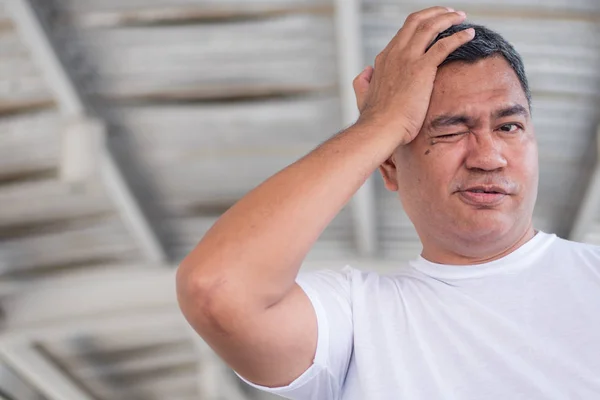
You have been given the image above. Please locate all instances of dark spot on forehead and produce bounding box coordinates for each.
[425,149,431,155]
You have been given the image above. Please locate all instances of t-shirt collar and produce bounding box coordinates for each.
[409,231,556,280]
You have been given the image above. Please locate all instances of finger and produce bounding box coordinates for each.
[402,6,456,35]
[410,11,468,53]
[352,66,374,112]
[426,27,476,65]
[363,65,374,83]
[384,6,453,53]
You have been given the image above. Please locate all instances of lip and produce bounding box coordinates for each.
[463,185,508,195]
[458,188,508,207]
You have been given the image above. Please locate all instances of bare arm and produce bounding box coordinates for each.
[176,6,474,388]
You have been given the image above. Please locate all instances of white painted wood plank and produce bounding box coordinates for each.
[60,343,196,380]
[0,56,41,78]
[66,15,336,97]
[0,180,113,225]
[88,371,197,400]
[0,0,9,21]
[0,344,94,400]
[65,1,333,29]
[110,95,341,154]
[0,28,54,108]
[0,148,57,176]
[42,329,191,358]
[60,0,331,13]
[0,215,139,271]
[71,13,333,45]
[0,30,31,57]
[582,226,600,245]
[0,75,53,110]
[139,149,311,202]
[364,8,600,48]
[103,98,341,211]
[364,0,600,13]
[4,266,175,327]
[0,111,60,169]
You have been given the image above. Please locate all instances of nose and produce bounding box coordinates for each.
[464,132,508,172]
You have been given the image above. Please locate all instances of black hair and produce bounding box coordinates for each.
[428,23,531,107]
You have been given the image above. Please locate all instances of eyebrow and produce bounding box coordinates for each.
[429,104,530,130]
[493,104,530,120]
[429,114,472,130]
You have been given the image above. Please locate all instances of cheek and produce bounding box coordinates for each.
[420,145,464,190]
[398,144,462,196]
[511,137,539,187]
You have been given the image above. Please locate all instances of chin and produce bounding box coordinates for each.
[453,213,514,243]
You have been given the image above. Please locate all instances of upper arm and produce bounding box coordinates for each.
[177,268,354,395]
[210,283,319,387]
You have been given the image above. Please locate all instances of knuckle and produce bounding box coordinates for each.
[435,39,449,52]
[405,12,419,24]
[416,20,433,33]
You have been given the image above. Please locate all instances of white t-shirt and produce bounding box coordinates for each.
[240,232,600,399]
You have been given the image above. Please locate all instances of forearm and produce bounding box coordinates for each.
[177,120,403,309]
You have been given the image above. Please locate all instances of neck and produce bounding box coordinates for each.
[420,224,536,265]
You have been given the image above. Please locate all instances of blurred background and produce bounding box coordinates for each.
[0,0,599,399]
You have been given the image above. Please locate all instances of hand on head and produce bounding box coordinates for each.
[352,7,475,145]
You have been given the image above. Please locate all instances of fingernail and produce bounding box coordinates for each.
[466,28,475,36]
[446,7,455,12]
[457,10,467,17]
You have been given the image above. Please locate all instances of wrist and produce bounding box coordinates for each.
[355,112,413,146]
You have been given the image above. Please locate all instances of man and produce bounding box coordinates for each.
[176,6,600,399]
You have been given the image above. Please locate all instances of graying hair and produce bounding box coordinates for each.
[428,23,532,108]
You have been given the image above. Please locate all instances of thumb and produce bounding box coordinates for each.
[352,66,374,113]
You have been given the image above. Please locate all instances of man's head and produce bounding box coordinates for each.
[431,23,532,108]
[379,23,538,263]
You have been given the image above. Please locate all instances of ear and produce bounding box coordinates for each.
[378,155,399,192]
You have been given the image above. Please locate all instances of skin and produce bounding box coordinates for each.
[377,56,538,265]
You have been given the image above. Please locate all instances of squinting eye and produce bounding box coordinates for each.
[499,123,520,133]
[436,132,466,139]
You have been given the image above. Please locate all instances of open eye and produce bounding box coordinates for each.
[499,123,521,133]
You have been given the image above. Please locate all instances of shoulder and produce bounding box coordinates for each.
[545,236,600,272]
[551,236,600,256]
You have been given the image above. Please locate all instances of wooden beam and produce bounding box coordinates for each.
[334,0,378,257]
[7,0,168,264]
[569,125,600,242]
[69,3,334,28]
[0,344,94,400]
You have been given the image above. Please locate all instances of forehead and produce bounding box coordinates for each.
[428,56,528,117]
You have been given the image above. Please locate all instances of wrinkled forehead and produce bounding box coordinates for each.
[427,56,529,119]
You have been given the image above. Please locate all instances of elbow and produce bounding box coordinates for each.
[175,258,236,335]
[176,256,217,315]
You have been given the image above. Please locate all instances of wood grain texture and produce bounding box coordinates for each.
[0,215,139,271]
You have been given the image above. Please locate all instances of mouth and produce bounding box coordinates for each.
[458,186,509,206]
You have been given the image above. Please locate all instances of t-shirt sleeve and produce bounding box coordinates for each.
[236,266,354,399]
